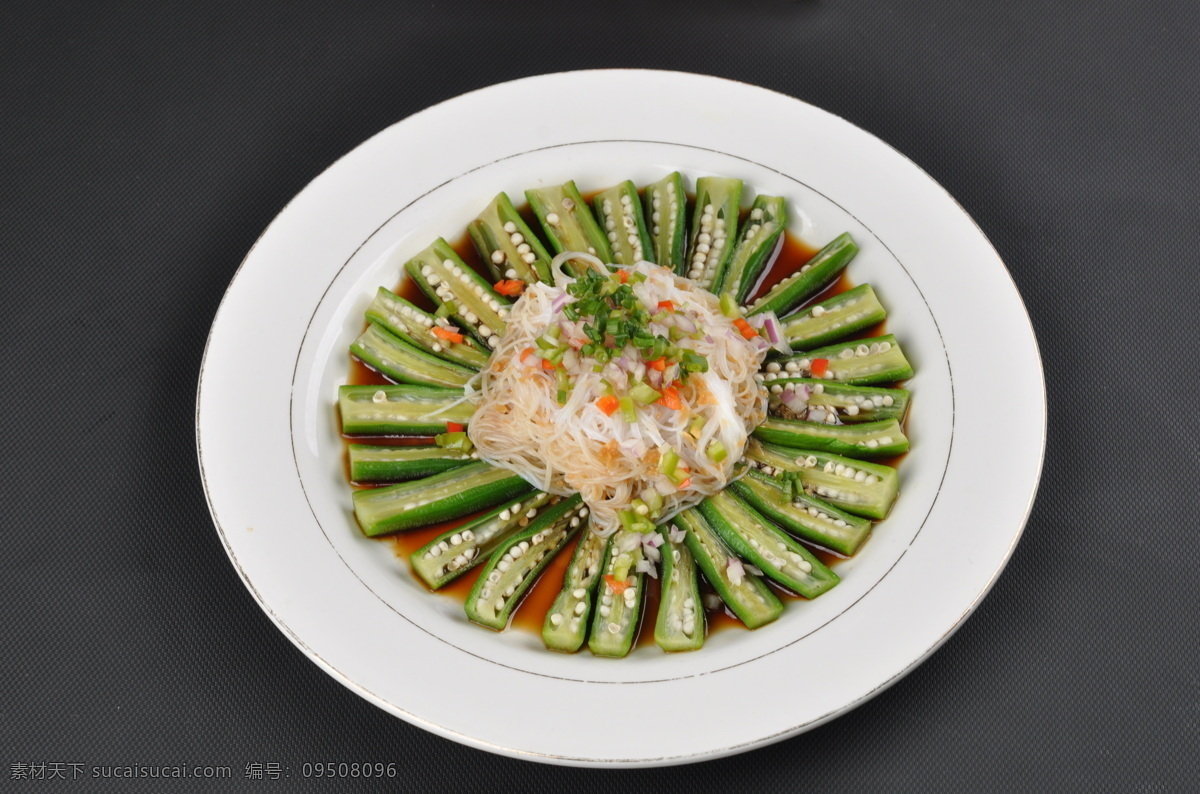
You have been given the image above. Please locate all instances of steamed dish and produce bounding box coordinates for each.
[338,173,915,657]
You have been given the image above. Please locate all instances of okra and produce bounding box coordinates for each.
[674,509,782,629]
[699,491,838,598]
[683,176,743,286]
[715,195,787,302]
[768,378,910,424]
[642,172,687,269]
[526,181,613,266]
[542,525,608,652]
[338,384,473,435]
[588,530,645,658]
[747,232,858,316]
[778,283,887,350]
[411,492,556,590]
[753,415,909,459]
[730,468,872,556]
[404,238,511,349]
[770,334,914,385]
[350,323,476,389]
[366,287,489,369]
[466,495,586,630]
[348,444,475,484]
[655,525,704,652]
[592,181,654,266]
[352,460,535,537]
[467,192,553,285]
[744,439,900,519]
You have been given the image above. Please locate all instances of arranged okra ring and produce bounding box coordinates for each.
[592,180,655,266]
[715,194,787,302]
[753,415,909,459]
[353,460,535,537]
[747,232,858,317]
[404,238,511,349]
[642,171,687,269]
[542,525,609,652]
[411,492,557,590]
[366,287,490,370]
[768,334,914,385]
[348,444,476,484]
[730,468,872,556]
[338,384,474,436]
[745,439,900,519]
[684,176,743,287]
[466,495,586,630]
[526,181,614,265]
[675,508,782,629]
[468,192,553,285]
[655,526,704,652]
[777,283,887,350]
[699,490,839,599]
[351,323,476,389]
[588,530,646,658]
[767,378,910,424]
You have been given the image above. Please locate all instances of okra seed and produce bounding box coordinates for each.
[812,305,826,317]
[600,605,611,617]
[608,623,620,634]
[550,614,562,627]
[574,602,586,616]
[866,439,879,449]
[499,510,511,520]
[372,389,387,404]
[503,222,517,233]
[546,212,560,225]
[497,560,511,572]
[505,268,517,279]
[450,533,462,545]
[488,336,500,348]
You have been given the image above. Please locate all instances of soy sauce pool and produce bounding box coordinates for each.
[342,201,902,648]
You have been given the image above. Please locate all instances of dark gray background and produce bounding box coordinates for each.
[3,1,1196,791]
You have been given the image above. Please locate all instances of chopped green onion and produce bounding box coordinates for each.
[434,431,472,452]
[659,448,680,478]
[707,440,728,462]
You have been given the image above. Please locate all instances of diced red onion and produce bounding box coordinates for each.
[668,525,686,544]
[551,292,570,313]
[644,532,664,549]
[726,557,746,586]
[744,563,764,577]
[674,314,697,333]
[635,559,658,579]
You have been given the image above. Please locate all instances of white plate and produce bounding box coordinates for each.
[196,70,1045,766]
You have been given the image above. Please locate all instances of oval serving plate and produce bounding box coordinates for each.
[196,70,1044,766]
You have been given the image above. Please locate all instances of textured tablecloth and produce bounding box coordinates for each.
[4,1,1197,790]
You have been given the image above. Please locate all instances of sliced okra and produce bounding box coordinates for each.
[366,287,489,370]
[526,182,613,267]
[542,524,608,652]
[350,323,476,389]
[778,283,887,350]
[698,490,839,599]
[683,176,743,286]
[655,525,704,652]
[466,495,586,630]
[411,492,556,589]
[352,460,535,537]
[348,444,476,484]
[588,530,646,658]
[767,377,910,424]
[592,180,654,266]
[674,509,782,629]
[338,384,473,436]
[768,334,914,385]
[753,415,909,459]
[715,194,787,302]
[467,192,553,285]
[730,468,872,556]
[744,438,900,519]
[642,171,687,269]
[747,232,858,317]
[404,238,511,349]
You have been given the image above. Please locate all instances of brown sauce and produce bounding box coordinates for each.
[341,193,911,647]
